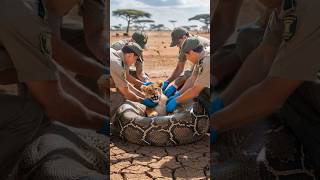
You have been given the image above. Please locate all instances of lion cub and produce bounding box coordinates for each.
[141,82,168,117]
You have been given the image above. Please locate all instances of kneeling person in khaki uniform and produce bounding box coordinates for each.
[111,42,157,107]
[111,31,149,85]
[166,37,210,113]
[163,27,210,98]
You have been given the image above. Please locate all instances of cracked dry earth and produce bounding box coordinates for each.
[110,135,210,180]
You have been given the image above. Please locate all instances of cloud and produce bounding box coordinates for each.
[135,0,182,6]
[110,0,149,9]
[111,0,209,9]
[110,0,210,28]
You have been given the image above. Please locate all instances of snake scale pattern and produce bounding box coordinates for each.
[212,118,318,179]
[16,123,109,180]
[112,100,209,146]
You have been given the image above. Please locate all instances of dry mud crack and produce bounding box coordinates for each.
[110,135,210,180]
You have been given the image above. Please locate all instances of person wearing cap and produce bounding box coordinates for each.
[111,31,150,86]
[163,27,210,98]
[110,42,157,107]
[166,37,210,113]
[210,0,320,173]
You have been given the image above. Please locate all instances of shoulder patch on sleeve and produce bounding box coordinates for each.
[39,32,52,57]
[283,15,297,42]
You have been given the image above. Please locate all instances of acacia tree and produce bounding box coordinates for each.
[189,14,210,32]
[150,24,165,31]
[189,25,198,31]
[134,19,155,31]
[169,20,177,28]
[112,9,151,34]
[181,26,191,31]
[112,25,121,31]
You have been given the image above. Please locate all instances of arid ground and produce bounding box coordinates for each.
[110,31,210,180]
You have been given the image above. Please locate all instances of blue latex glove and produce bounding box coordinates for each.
[168,91,181,102]
[166,97,178,113]
[142,98,158,108]
[174,91,181,97]
[162,80,170,91]
[97,118,110,136]
[164,85,177,98]
[209,96,224,116]
[210,128,218,144]
[143,82,154,86]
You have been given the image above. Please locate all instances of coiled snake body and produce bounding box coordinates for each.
[112,101,209,146]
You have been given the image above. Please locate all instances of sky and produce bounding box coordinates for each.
[110,0,210,30]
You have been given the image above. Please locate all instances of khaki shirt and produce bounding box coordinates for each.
[193,48,210,88]
[179,35,210,62]
[110,48,128,88]
[0,0,57,82]
[111,39,144,72]
[111,39,130,51]
[264,0,320,81]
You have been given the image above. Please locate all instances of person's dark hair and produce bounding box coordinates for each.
[192,45,203,53]
[122,45,138,57]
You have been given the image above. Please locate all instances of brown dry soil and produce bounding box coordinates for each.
[110,31,210,180]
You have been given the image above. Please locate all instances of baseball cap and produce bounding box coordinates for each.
[170,27,188,47]
[132,31,148,49]
[125,42,144,62]
[179,37,201,60]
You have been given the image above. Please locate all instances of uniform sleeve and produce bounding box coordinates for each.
[0,3,57,82]
[111,41,123,51]
[194,57,210,88]
[110,61,128,88]
[262,10,283,46]
[269,29,320,81]
[178,50,187,62]
[268,2,320,81]
[111,39,128,51]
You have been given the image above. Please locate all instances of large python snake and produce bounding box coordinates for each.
[112,100,209,146]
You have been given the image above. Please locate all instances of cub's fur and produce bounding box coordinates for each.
[141,82,168,117]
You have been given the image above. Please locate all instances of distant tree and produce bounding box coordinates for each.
[151,24,165,31]
[169,20,177,28]
[134,19,155,31]
[181,26,191,31]
[112,9,151,34]
[189,13,210,32]
[132,25,140,31]
[188,25,199,32]
[112,25,121,31]
[201,25,209,32]
[149,24,155,31]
